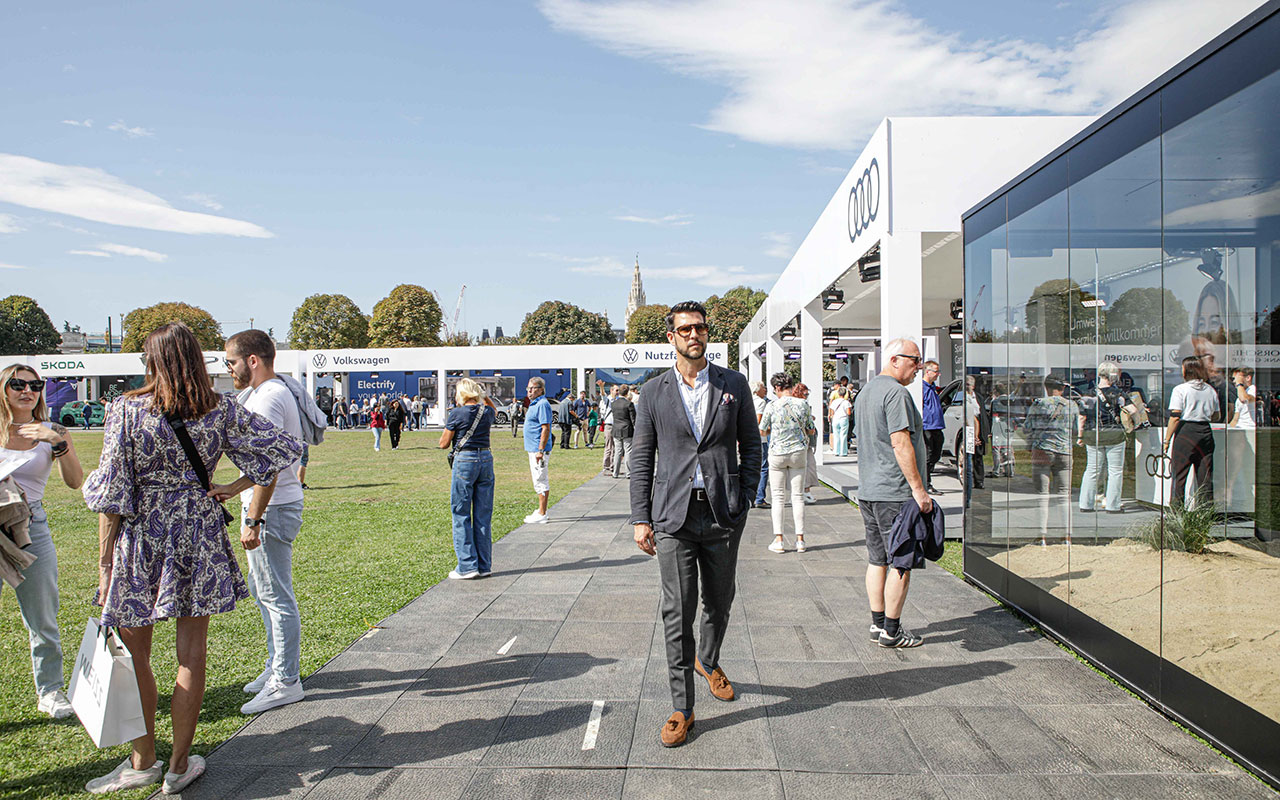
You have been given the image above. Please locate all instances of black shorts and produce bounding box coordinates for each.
[859,499,905,567]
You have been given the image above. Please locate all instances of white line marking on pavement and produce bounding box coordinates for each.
[497,635,518,655]
[581,701,605,750]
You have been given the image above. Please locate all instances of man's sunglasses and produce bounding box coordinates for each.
[892,354,922,365]
[7,378,45,392]
[673,323,709,337]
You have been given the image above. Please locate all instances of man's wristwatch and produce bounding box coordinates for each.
[244,517,264,528]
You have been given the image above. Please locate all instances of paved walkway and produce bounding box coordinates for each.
[176,477,1271,799]
[817,450,966,538]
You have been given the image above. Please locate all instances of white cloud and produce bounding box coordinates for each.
[613,213,693,226]
[0,154,273,237]
[68,249,111,257]
[762,231,794,259]
[98,242,168,262]
[0,263,27,270]
[61,119,93,128]
[108,120,154,138]
[183,192,224,211]
[0,214,23,234]
[62,64,75,73]
[533,252,778,288]
[540,0,1261,150]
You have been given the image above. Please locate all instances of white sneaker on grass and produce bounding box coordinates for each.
[86,758,164,794]
[243,666,273,695]
[523,511,548,524]
[240,677,305,715]
[162,754,206,795]
[38,689,74,719]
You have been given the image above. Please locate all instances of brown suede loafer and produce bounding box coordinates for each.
[695,659,735,701]
[660,711,694,747]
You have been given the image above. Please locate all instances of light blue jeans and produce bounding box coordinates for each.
[6,501,63,697]
[1080,441,1125,511]
[450,450,494,574]
[373,427,383,450]
[833,417,850,456]
[246,500,303,684]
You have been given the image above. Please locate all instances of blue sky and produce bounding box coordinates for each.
[0,0,1261,342]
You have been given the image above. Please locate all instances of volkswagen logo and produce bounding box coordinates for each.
[847,157,881,244]
[1144,452,1171,479]
[622,348,639,365]
[312,353,327,370]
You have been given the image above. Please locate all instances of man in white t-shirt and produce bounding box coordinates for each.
[225,329,307,715]
[1230,366,1258,429]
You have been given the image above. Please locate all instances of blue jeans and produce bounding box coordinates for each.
[754,439,770,503]
[1080,441,1125,511]
[451,450,495,574]
[5,501,63,696]
[833,417,850,456]
[246,500,303,684]
[373,427,382,450]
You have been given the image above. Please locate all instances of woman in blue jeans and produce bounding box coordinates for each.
[1,364,85,719]
[439,379,496,580]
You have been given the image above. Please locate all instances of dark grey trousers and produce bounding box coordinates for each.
[656,495,745,711]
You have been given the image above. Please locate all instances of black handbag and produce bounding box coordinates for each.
[164,413,235,527]
[448,405,487,468]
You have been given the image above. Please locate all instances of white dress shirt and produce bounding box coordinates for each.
[675,364,711,489]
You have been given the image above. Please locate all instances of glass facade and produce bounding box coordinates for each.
[962,7,1280,786]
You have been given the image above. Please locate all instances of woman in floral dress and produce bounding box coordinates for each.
[82,322,301,795]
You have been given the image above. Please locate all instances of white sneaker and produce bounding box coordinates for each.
[448,569,480,580]
[523,511,548,524]
[795,538,807,553]
[768,539,786,554]
[240,677,305,715]
[86,758,164,794]
[162,754,206,794]
[803,492,816,504]
[37,689,74,719]
[243,666,273,695]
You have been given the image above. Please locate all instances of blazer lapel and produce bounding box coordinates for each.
[662,370,694,440]
[702,365,725,437]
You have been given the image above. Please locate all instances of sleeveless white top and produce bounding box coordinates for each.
[2,422,54,503]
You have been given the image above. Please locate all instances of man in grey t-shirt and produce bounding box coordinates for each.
[854,336,931,648]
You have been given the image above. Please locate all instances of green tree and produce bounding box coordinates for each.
[442,331,472,347]
[519,301,616,345]
[288,294,370,349]
[121,301,224,351]
[1106,287,1189,345]
[705,289,764,367]
[0,295,61,354]
[369,284,443,347]
[626,304,670,344]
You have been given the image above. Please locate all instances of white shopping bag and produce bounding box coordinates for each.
[67,618,147,747]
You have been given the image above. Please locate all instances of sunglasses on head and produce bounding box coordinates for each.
[673,323,709,337]
[7,378,45,392]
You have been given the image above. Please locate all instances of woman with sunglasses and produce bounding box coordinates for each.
[82,323,301,794]
[0,364,84,720]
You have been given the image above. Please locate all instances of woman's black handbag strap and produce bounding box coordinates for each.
[164,413,234,525]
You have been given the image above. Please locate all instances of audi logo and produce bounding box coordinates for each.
[312,353,327,369]
[622,348,639,365]
[1144,452,1171,479]
[847,158,881,243]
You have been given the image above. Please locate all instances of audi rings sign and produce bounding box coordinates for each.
[847,158,881,245]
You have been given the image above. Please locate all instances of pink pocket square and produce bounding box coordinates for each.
[721,393,735,405]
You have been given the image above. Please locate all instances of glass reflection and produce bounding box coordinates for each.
[1161,62,1279,723]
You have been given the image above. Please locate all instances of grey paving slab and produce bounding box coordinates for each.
[466,768,625,800]
[187,477,1261,800]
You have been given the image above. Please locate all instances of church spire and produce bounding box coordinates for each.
[625,252,646,327]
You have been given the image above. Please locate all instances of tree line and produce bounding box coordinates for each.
[0,284,767,359]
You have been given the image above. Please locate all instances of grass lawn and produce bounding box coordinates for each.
[0,427,606,799]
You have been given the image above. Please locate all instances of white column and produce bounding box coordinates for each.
[765,337,783,390]
[78,378,89,401]
[576,367,585,396]
[436,368,448,423]
[800,297,824,465]
[880,231,924,407]
[305,357,316,399]
[746,350,762,385]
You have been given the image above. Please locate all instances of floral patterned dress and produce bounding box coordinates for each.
[84,394,302,627]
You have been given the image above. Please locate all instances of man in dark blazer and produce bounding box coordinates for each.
[610,387,636,478]
[630,300,762,747]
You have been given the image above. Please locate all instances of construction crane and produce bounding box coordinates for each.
[433,285,467,341]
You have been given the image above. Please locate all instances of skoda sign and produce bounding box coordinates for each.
[847,157,881,244]
[312,353,327,370]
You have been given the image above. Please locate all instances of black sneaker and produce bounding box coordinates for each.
[878,627,924,648]
[868,624,884,642]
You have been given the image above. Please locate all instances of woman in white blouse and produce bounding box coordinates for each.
[1163,356,1221,508]
[829,387,852,457]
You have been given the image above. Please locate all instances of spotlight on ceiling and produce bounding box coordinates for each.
[950,299,964,320]
[779,325,798,341]
[822,287,845,311]
[858,244,881,283]
[833,348,849,361]
[949,322,964,340]
[786,348,801,361]
[822,328,840,347]
[1197,248,1223,281]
